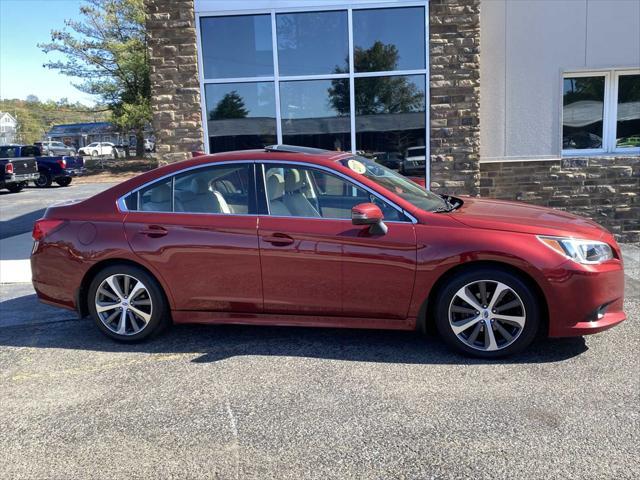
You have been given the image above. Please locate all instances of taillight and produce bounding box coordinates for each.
[32,219,65,241]
[57,159,66,168]
[6,163,14,174]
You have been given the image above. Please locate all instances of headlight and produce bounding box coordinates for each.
[538,236,613,264]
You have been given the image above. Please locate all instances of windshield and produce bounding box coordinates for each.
[339,156,448,213]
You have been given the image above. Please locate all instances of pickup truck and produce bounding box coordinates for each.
[0,145,85,190]
[32,148,85,188]
[0,145,40,193]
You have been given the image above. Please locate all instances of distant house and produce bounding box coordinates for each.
[0,112,18,145]
[46,121,154,150]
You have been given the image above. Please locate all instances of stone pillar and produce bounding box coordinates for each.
[429,0,481,196]
[146,0,204,163]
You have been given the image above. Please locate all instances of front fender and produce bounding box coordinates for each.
[408,224,561,318]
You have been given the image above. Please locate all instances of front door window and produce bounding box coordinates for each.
[263,164,407,221]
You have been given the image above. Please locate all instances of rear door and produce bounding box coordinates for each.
[123,162,263,313]
[257,162,417,319]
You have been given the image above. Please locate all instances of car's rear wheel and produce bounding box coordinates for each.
[35,172,52,188]
[56,177,72,187]
[88,265,170,342]
[6,183,24,193]
[434,267,540,358]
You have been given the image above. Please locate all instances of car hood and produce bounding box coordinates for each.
[448,197,608,239]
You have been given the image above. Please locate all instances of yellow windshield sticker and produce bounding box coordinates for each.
[347,159,367,174]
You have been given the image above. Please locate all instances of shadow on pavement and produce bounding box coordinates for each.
[0,208,47,239]
[0,292,588,365]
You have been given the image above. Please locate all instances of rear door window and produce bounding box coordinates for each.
[174,163,253,214]
[123,163,255,214]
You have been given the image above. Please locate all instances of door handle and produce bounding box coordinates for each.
[262,233,294,246]
[139,225,168,238]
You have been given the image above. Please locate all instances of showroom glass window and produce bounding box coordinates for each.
[198,6,429,176]
[562,70,639,154]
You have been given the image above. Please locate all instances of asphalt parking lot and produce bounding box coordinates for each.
[0,184,638,479]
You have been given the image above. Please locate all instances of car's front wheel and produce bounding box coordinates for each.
[434,267,540,358]
[88,265,170,342]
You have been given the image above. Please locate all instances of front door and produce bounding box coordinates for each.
[258,163,417,319]
[123,162,263,313]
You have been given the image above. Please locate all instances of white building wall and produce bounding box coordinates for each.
[480,0,640,162]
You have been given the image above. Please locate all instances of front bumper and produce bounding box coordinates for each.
[60,167,86,178]
[546,259,626,337]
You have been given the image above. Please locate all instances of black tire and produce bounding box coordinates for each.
[35,172,53,188]
[6,183,23,193]
[91,150,99,157]
[56,177,72,187]
[87,264,170,342]
[434,267,540,358]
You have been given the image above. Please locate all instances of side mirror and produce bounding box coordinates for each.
[351,203,388,235]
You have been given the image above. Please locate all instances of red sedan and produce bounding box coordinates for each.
[30,146,626,357]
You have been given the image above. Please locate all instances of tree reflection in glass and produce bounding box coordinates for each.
[205,83,276,153]
[328,42,426,174]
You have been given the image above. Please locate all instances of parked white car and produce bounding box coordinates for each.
[78,142,116,157]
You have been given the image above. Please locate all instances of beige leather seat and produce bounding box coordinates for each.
[142,183,173,212]
[266,173,291,216]
[283,169,320,217]
[177,177,231,214]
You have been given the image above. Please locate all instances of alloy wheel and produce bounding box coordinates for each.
[448,280,526,352]
[95,274,153,336]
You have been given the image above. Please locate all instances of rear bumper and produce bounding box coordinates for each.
[546,260,626,337]
[3,172,39,183]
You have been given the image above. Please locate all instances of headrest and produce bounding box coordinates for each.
[190,176,209,195]
[267,173,284,201]
[150,183,171,203]
[284,169,303,192]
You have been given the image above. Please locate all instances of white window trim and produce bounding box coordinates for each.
[195,1,431,186]
[562,68,640,156]
[611,69,640,154]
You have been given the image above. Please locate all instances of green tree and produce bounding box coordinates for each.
[39,0,149,157]
[328,41,424,115]
[210,92,249,120]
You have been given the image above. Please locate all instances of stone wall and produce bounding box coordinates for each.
[146,0,203,164]
[429,0,481,196]
[480,157,640,243]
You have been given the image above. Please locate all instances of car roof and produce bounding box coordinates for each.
[188,147,353,165]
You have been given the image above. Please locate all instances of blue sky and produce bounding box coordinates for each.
[0,0,96,104]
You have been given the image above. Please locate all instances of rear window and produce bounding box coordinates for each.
[0,146,18,158]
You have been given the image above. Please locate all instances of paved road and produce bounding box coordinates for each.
[1,184,638,478]
[0,281,638,479]
[0,183,114,239]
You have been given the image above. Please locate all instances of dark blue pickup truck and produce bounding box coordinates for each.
[0,145,39,193]
[0,145,85,189]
